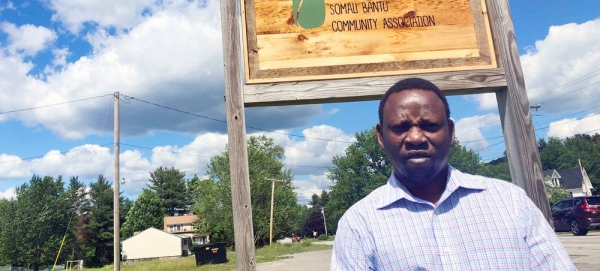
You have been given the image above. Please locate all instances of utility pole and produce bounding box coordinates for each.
[321,208,327,236]
[113,92,120,271]
[266,178,284,245]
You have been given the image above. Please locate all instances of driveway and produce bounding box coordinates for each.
[257,234,600,271]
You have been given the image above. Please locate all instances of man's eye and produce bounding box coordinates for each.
[422,123,440,131]
[390,125,409,133]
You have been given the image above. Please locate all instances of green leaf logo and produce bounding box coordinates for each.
[292,0,326,29]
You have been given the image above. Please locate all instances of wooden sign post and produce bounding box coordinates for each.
[218,0,551,270]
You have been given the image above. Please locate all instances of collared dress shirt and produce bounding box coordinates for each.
[331,166,576,270]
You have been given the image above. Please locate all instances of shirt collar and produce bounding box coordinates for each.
[377,165,487,209]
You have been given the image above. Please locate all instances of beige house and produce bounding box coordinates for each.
[164,214,209,244]
[122,227,192,262]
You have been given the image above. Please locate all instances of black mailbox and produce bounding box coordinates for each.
[194,242,227,265]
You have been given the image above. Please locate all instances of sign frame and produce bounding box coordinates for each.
[242,0,498,85]
[218,0,552,270]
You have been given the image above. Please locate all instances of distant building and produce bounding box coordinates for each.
[163,214,209,244]
[543,160,594,197]
[122,227,192,263]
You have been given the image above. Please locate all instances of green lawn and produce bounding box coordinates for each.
[87,240,332,271]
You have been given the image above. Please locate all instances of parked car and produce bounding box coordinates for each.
[551,196,600,236]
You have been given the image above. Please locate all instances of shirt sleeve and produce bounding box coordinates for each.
[330,208,376,271]
[518,190,577,270]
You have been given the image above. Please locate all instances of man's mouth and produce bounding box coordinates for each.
[404,152,431,164]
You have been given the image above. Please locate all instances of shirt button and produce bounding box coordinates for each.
[443,247,451,254]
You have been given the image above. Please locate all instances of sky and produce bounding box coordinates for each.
[0,0,599,204]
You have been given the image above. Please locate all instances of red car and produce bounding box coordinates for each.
[551,196,600,236]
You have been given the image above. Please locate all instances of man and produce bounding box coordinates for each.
[331,78,575,270]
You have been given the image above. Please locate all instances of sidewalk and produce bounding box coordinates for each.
[256,241,333,271]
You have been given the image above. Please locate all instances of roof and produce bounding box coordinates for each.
[164,214,199,225]
[123,227,185,242]
[543,168,583,190]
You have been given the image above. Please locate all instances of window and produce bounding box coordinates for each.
[168,224,183,232]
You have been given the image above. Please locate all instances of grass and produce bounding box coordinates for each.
[86,240,332,271]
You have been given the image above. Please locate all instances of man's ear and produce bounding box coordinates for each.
[448,118,455,146]
[376,123,385,149]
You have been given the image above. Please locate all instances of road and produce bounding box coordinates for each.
[257,234,600,270]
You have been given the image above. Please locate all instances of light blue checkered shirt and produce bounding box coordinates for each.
[331,166,576,270]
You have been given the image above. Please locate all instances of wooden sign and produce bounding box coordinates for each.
[242,0,497,83]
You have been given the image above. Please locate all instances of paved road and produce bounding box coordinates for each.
[559,232,600,271]
[257,234,600,270]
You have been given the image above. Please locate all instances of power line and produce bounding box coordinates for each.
[125,95,356,144]
[0,94,113,115]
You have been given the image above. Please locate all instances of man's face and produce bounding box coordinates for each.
[377,89,455,188]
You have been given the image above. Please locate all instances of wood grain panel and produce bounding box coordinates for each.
[487,0,553,225]
[260,49,480,69]
[244,68,507,106]
[257,25,478,63]
[254,0,473,34]
[221,0,257,269]
[242,0,497,85]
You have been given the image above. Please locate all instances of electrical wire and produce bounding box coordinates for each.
[124,95,356,144]
[0,94,113,115]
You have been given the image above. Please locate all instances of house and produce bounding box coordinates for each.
[543,160,594,197]
[122,227,192,263]
[164,214,209,244]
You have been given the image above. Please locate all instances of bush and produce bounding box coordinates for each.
[317,234,328,240]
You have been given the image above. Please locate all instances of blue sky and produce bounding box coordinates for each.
[1,0,599,204]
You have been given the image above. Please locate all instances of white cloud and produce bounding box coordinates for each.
[47,0,158,34]
[0,187,15,199]
[454,113,501,151]
[0,2,16,12]
[0,22,56,57]
[469,18,600,113]
[0,154,30,179]
[0,0,321,140]
[270,125,355,176]
[521,19,600,113]
[547,114,600,139]
[293,174,332,205]
[0,126,353,203]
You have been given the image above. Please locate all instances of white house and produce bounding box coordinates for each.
[122,227,192,262]
[543,160,595,197]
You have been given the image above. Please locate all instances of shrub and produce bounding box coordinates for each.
[317,234,328,240]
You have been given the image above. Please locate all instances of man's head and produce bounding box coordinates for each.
[378,78,451,123]
[376,78,455,189]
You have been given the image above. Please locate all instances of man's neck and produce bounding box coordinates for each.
[400,167,449,206]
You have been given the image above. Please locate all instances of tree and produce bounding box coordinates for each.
[448,140,483,175]
[544,176,570,207]
[147,167,189,216]
[193,135,301,247]
[539,134,600,195]
[0,175,70,271]
[62,177,88,263]
[302,209,325,237]
[0,199,16,265]
[478,156,511,182]
[121,189,165,239]
[80,175,114,267]
[325,127,391,234]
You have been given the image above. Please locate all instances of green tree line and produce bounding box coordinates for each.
[2,131,598,268]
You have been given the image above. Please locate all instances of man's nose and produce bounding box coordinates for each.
[406,126,427,146]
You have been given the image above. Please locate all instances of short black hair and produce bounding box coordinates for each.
[378,78,451,124]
